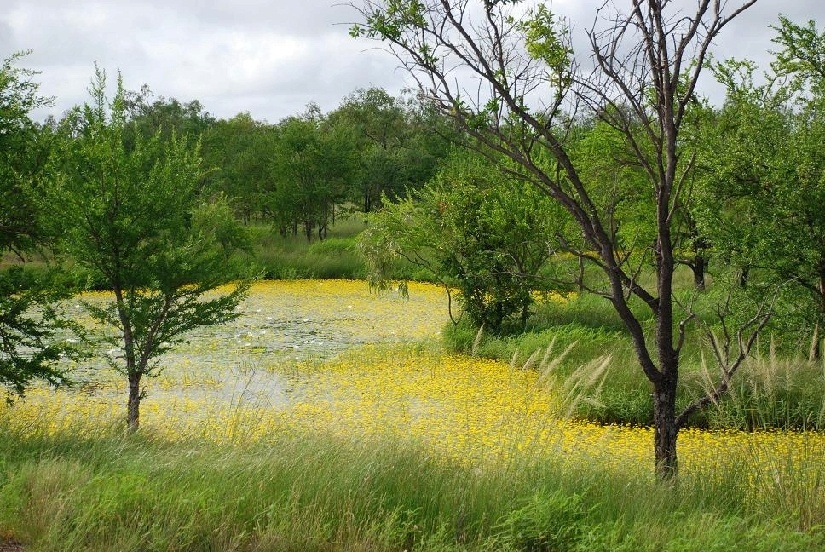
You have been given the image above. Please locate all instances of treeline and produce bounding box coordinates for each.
[115,86,455,240]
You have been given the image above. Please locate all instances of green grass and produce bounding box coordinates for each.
[0,423,822,551]
[243,217,368,280]
[443,286,825,431]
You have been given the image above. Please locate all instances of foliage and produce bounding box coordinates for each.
[200,112,277,222]
[360,150,567,333]
[0,52,52,255]
[123,85,216,146]
[0,268,84,399]
[266,105,356,240]
[0,52,82,398]
[693,35,825,345]
[327,87,452,213]
[44,67,249,431]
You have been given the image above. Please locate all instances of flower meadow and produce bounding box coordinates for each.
[2,280,824,508]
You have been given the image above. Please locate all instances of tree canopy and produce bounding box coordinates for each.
[0,52,81,399]
[45,68,249,431]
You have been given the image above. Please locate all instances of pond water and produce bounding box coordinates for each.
[65,279,450,409]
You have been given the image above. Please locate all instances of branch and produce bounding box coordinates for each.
[676,292,774,428]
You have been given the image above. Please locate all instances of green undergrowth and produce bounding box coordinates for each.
[444,292,825,431]
[0,424,822,551]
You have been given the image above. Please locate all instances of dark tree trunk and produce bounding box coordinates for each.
[739,266,750,289]
[127,371,141,432]
[813,269,825,360]
[692,254,706,291]
[653,376,679,480]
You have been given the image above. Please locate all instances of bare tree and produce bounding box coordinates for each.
[349,0,766,481]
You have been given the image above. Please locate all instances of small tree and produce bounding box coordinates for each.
[46,68,249,431]
[267,105,355,240]
[360,149,567,333]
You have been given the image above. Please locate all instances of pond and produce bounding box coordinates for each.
[52,279,451,410]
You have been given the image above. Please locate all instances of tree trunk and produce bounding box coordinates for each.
[809,323,820,362]
[127,371,142,432]
[577,256,585,293]
[652,377,679,481]
[813,269,825,361]
[739,266,750,289]
[692,254,706,291]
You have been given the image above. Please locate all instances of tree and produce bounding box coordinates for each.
[695,30,825,356]
[360,149,566,333]
[693,60,792,287]
[350,0,767,480]
[327,87,451,213]
[201,112,277,222]
[0,52,80,398]
[124,86,216,146]
[267,105,356,240]
[46,68,249,431]
[771,16,825,346]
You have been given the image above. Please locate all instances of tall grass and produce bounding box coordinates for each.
[689,337,825,430]
[245,219,367,280]
[445,291,825,430]
[0,422,822,551]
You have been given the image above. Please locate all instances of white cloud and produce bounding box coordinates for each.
[3,0,825,122]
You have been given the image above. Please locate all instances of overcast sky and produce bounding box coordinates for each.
[3,1,825,123]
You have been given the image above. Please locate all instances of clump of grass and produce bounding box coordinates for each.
[687,337,825,431]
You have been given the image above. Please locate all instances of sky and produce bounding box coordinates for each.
[3,1,825,124]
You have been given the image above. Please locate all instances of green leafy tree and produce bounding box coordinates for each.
[124,86,216,145]
[351,0,766,481]
[327,87,451,213]
[695,32,825,355]
[360,150,566,333]
[771,16,825,343]
[694,60,793,287]
[0,52,81,398]
[201,112,277,222]
[268,105,356,240]
[45,68,249,431]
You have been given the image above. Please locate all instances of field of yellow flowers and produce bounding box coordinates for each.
[2,279,824,489]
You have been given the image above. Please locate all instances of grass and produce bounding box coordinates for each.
[245,217,368,280]
[0,421,822,551]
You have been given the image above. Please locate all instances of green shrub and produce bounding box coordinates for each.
[494,491,587,552]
